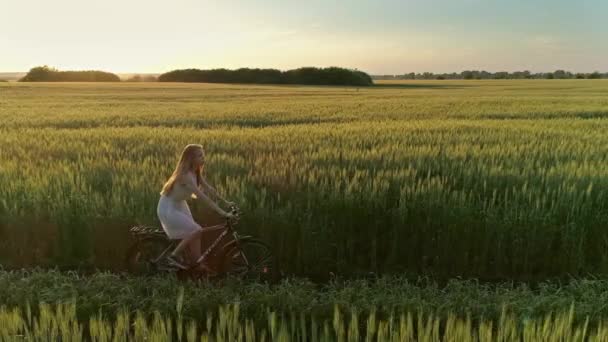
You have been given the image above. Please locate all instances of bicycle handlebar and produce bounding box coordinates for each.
[225,204,241,224]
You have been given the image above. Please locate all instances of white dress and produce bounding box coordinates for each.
[157,171,203,240]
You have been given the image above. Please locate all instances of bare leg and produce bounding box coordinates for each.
[188,231,218,273]
[187,234,202,264]
[171,230,203,262]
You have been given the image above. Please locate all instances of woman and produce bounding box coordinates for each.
[157,144,234,269]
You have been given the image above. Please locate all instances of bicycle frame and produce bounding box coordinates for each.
[196,224,232,265]
[152,242,177,264]
[144,225,235,271]
[170,219,245,270]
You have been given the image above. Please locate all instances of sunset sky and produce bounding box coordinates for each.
[2,0,606,74]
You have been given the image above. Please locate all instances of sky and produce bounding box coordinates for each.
[1,0,606,74]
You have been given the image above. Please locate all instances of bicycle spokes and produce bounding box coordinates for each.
[225,240,275,279]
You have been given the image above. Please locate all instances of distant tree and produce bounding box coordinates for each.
[419,72,432,80]
[20,65,57,81]
[553,70,571,79]
[143,75,157,82]
[494,71,509,79]
[124,74,156,82]
[511,71,531,79]
[373,69,606,80]
[160,67,372,86]
[461,71,474,80]
[20,65,119,82]
[58,71,119,82]
[398,72,416,80]
[125,75,143,82]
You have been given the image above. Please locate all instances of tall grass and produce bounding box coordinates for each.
[2,301,608,341]
[2,270,608,327]
[1,81,608,279]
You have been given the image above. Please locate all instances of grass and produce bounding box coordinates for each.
[3,270,608,339]
[1,80,608,280]
[2,300,608,341]
[2,270,608,327]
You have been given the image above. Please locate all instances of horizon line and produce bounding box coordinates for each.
[2,68,608,76]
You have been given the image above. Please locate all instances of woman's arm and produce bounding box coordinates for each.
[179,175,229,217]
[201,177,230,205]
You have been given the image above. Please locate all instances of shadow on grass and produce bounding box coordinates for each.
[461,110,608,120]
[371,83,474,89]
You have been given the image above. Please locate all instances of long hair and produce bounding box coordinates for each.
[160,144,204,196]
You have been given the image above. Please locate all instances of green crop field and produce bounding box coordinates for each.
[1,80,608,280]
[2,270,608,341]
[2,80,608,340]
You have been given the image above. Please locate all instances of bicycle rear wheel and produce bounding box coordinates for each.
[222,238,277,281]
[125,236,173,275]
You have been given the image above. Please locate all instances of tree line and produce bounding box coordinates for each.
[19,66,120,82]
[19,66,373,86]
[157,67,374,86]
[18,66,607,83]
[374,70,607,80]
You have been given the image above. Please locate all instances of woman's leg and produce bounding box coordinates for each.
[187,232,202,264]
[171,230,202,262]
[167,208,203,262]
[172,230,211,272]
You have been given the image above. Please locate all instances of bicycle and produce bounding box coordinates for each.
[125,205,277,282]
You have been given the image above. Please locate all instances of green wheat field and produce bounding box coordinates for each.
[1,80,608,340]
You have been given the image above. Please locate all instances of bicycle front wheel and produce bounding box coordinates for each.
[222,238,277,281]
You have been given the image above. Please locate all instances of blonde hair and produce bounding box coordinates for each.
[160,144,204,196]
